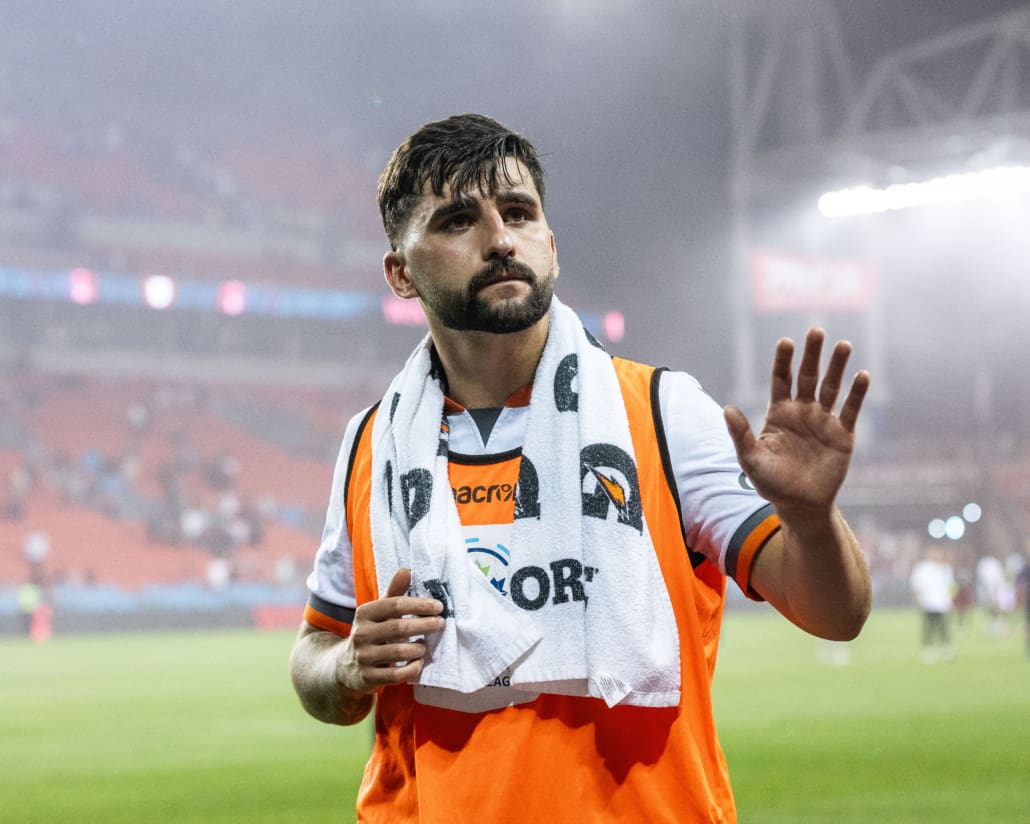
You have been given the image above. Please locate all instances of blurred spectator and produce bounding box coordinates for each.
[4,482,27,520]
[30,601,54,643]
[217,489,241,520]
[126,399,152,434]
[51,451,90,506]
[204,520,235,556]
[94,457,130,518]
[23,529,51,580]
[274,554,299,587]
[5,462,34,519]
[180,505,211,545]
[206,451,240,491]
[17,580,42,636]
[206,556,233,591]
[170,427,200,475]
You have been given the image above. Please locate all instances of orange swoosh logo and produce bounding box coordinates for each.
[590,467,627,511]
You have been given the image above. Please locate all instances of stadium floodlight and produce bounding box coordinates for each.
[944,516,966,541]
[962,502,982,523]
[928,518,947,540]
[818,164,1030,217]
[603,310,625,343]
[217,280,247,316]
[142,274,176,310]
[69,268,99,305]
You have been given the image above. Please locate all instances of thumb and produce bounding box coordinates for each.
[385,567,412,599]
[723,405,755,455]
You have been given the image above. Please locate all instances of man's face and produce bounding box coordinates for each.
[385,158,557,334]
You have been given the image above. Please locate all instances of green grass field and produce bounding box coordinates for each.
[713,608,1028,823]
[1,607,1026,823]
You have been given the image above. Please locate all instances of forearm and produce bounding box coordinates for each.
[756,507,871,641]
[290,627,375,726]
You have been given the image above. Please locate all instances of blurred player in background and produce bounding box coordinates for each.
[909,546,956,663]
[1015,552,1030,657]
[290,114,872,823]
[977,552,1012,636]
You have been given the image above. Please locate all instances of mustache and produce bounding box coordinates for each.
[468,258,537,293]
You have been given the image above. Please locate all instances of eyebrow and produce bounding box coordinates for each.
[427,189,540,225]
[495,190,539,208]
[428,195,479,225]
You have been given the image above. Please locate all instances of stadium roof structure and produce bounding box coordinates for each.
[726,0,1030,407]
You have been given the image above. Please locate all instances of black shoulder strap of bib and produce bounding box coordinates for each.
[343,402,380,512]
[649,367,708,570]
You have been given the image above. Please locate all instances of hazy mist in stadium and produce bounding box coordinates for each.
[6,1,1030,416]
[3,0,1030,626]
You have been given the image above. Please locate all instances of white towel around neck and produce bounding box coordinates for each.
[369,297,680,709]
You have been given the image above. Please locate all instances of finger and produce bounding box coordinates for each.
[370,613,447,642]
[795,328,824,402]
[356,639,429,669]
[818,340,852,410]
[356,594,445,626]
[363,657,427,688]
[385,567,412,598]
[349,616,444,678]
[838,370,871,433]
[723,405,756,459]
[769,338,795,404]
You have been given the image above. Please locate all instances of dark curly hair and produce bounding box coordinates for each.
[377,113,546,250]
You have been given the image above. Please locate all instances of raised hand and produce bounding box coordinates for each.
[337,567,445,693]
[723,328,870,519]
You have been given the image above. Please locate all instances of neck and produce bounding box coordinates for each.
[429,317,549,408]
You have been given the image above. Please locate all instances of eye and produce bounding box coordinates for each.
[504,207,531,223]
[442,213,474,231]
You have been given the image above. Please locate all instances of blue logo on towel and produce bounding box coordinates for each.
[466,537,510,596]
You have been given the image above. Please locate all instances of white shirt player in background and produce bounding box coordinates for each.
[910,547,956,663]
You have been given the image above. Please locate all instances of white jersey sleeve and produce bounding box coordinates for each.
[657,370,777,579]
[304,406,372,623]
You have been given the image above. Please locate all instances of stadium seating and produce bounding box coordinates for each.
[0,370,360,592]
[1,115,383,287]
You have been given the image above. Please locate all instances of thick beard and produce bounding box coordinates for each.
[423,259,554,334]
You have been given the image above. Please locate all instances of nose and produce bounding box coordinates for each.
[481,210,514,260]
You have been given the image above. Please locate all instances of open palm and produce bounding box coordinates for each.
[724,329,870,518]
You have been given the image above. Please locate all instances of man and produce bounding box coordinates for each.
[1015,552,1029,657]
[290,114,871,823]
[909,546,956,663]
[976,552,1009,636]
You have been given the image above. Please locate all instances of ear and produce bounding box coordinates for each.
[550,231,559,280]
[384,250,418,299]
